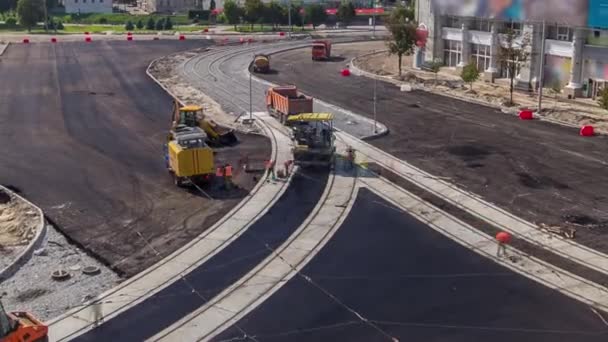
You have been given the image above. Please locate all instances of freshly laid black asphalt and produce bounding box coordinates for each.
[73,170,329,341]
[260,44,608,253]
[215,188,608,342]
[0,41,270,276]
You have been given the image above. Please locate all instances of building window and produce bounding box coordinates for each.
[83,0,86,3]
[501,21,522,35]
[74,0,78,3]
[443,40,462,67]
[556,26,571,41]
[445,16,462,29]
[471,18,491,32]
[471,44,491,71]
[91,0,94,2]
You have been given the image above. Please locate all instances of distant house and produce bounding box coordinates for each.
[142,0,225,13]
[62,0,112,13]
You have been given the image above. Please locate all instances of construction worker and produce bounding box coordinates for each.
[224,163,233,189]
[283,160,293,178]
[265,159,276,181]
[216,165,225,189]
[346,146,356,170]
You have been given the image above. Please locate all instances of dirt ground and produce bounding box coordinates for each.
[0,188,39,247]
[260,43,608,254]
[354,51,608,133]
[0,41,270,278]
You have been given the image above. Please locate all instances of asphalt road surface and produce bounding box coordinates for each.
[215,189,608,342]
[74,170,329,341]
[0,41,270,277]
[258,43,608,254]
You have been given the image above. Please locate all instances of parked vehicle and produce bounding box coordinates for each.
[312,40,331,61]
[253,54,270,73]
[266,86,313,124]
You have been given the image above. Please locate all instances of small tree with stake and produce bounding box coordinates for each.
[598,87,608,111]
[429,58,443,86]
[498,28,530,106]
[224,0,241,30]
[136,19,144,29]
[125,20,134,31]
[461,63,480,91]
[146,17,155,30]
[384,5,417,77]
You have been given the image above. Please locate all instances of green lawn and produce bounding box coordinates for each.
[230,25,310,33]
[0,23,209,34]
[51,13,194,25]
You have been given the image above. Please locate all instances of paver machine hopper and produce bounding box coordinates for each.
[0,300,48,342]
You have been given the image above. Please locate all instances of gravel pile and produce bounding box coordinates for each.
[1,224,121,321]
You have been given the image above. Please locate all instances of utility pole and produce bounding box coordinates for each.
[372,0,376,38]
[287,0,292,39]
[537,20,546,115]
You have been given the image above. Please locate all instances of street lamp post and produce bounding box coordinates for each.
[250,62,253,121]
[288,2,292,39]
[373,50,378,134]
[537,20,547,115]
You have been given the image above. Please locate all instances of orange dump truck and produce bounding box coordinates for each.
[266,86,313,124]
[1,300,48,342]
[312,40,331,60]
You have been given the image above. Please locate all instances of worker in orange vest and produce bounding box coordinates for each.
[216,165,225,188]
[224,163,233,189]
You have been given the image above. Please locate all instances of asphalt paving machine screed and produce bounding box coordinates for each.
[286,113,336,167]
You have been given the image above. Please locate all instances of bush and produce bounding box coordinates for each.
[461,63,480,90]
[5,17,17,26]
[98,17,107,24]
[146,17,155,30]
[216,12,227,24]
[125,20,134,30]
[188,10,210,20]
[164,16,173,30]
[598,87,608,111]
[155,17,165,30]
[136,19,143,29]
[56,20,63,29]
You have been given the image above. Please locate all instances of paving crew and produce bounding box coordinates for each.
[224,163,233,189]
[265,159,276,181]
[346,146,356,170]
[283,160,293,178]
[216,165,225,188]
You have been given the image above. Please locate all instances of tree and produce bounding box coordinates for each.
[265,1,284,29]
[337,1,355,28]
[598,88,608,111]
[461,63,480,90]
[429,58,443,86]
[244,0,264,30]
[155,17,165,30]
[136,19,144,29]
[209,0,216,11]
[498,29,530,106]
[125,20,134,30]
[384,5,417,76]
[305,4,326,30]
[224,0,241,30]
[146,17,155,30]
[164,16,173,29]
[16,0,44,32]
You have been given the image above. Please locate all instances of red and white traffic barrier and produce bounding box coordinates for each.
[580,125,595,137]
[518,110,533,120]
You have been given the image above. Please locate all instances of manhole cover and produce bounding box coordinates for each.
[51,270,71,281]
[69,265,81,271]
[82,266,101,275]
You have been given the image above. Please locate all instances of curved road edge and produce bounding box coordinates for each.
[0,185,47,281]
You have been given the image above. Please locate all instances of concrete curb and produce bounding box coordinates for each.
[349,54,606,134]
[251,43,389,140]
[0,42,9,56]
[0,185,47,282]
